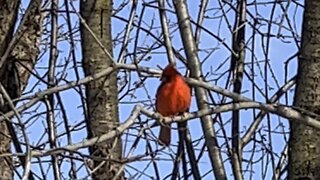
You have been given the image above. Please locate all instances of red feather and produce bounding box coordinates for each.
[155,64,191,146]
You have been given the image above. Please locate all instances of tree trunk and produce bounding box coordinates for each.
[0,1,20,178]
[0,0,42,179]
[80,1,123,179]
[288,0,320,179]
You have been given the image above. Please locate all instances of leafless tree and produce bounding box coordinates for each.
[288,0,320,179]
[0,0,316,179]
[80,0,123,179]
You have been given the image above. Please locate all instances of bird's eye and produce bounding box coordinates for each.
[160,76,167,82]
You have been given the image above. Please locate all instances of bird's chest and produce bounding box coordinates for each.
[156,82,189,116]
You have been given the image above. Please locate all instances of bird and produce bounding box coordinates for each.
[155,64,191,146]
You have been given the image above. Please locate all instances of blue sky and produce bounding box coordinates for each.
[14,0,304,179]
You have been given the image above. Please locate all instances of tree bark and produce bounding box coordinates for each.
[230,0,246,179]
[0,0,42,179]
[288,0,320,179]
[80,1,123,179]
[0,1,20,178]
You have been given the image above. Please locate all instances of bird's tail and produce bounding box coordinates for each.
[159,125,171,146]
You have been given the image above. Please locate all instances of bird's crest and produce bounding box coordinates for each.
[161,64,181,78]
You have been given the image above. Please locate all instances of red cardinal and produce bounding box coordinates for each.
[156,64,191,146]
